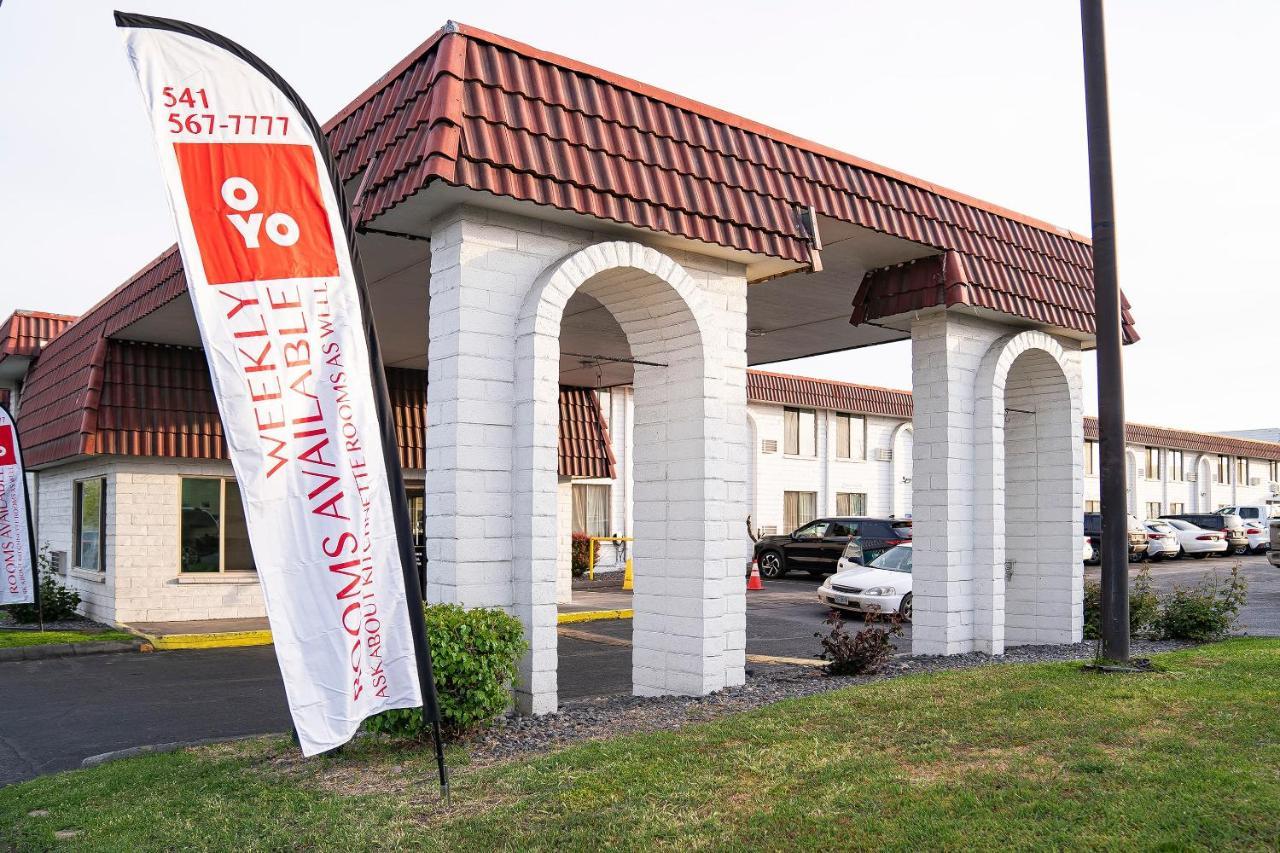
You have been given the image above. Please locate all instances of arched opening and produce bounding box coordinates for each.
[513,242,745,713]
[1198,456,1213,511]
[891,424,914,517]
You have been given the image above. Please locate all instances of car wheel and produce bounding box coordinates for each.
[899,593,912,622]
[758,550,787,578]
[1192,552,1208,559]
[1150,552,1163,562]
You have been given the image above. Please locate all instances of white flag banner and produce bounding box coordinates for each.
[118,14,425,755]
[0,405,36,607]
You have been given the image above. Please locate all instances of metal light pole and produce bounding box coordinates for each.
[1080,0,1129,662]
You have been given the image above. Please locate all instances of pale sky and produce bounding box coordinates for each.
[1,1,1275,432]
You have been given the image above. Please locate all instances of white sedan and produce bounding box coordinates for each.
[1082,537,1094,563]
[1243,522,1270,554]
[818,543,913,620]
[1142,520,1180,560]
[1162,518,1229,558]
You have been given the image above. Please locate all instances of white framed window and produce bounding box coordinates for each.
[1237,457,1249,485]
[1145,447,1160,480]
[596,388,612,431]
[836,492,866,516]
[1168,502,1185,514]
[1270,461,1279,482]
[180,478,256,573]
[1217,455,1230,484]
[1169,450,1184,481]
[783,490,817,532]
[834,413,865,460]
[572,483,611,538]
[783,407,816,457]
[1084,440,1098,476]
[1145,501,1162,520]
[73,477,106,572]
[1084,499,1101,512]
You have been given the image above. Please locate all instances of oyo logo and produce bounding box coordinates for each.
[173,142,340,285]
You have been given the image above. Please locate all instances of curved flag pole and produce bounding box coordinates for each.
[114,11,448,800]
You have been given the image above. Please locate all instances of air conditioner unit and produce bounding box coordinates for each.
[875,448,893,461]
[1270,481,1280,493]
[1186,472,1198,482]
[1249,477,1262,487]
[49,550,67,573]
[760,439,778,454]
[1137,468,1146,478]
[759,526,778,536]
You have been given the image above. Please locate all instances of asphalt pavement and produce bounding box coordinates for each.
[3,554,1270,786]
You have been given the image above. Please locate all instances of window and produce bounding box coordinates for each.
[1145,447,1160,480]
[1084,440,1098,476]
[1145,501,1162,520]
[1169,450,1184,481]
[834,413,865,460]
[793,519,830,539]
[1237,457,1249,485]
[783,490,817,531]
[1271,461,1279,482]
[1168,502,1185,514]
[836,492,867,516]
[73,478,106,572]
[1217,455,1231,484]
[783,407,816,456]
[1084,500,1101,512]
[180,478,256,573]
[572,483,611,538]
[596,389,611,431]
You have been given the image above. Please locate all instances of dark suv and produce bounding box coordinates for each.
[753,517,912,578]
[1083,512,1148,563]
[1160,513,1249,555]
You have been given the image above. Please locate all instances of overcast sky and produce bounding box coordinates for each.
[1,1,1275,432]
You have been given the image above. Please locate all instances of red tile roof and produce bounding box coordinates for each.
[746,369,1280,463]
[1084,417,1280,464]
[20,20,1133,464]
[747,370,913,419]
[40,339,615,475]
[0,310,77,365]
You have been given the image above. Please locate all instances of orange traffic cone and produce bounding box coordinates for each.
[747,558,764,591]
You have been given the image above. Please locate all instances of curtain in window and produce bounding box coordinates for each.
[836,492,866,516]
[573,484,611,537]
[783,409,799,455]
[784,491,817,531]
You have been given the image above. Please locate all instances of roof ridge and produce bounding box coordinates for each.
[1084,414,1280,452]
[747,367,911,397]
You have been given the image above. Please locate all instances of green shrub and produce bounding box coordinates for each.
[2,545,81,624]
[1083,565,1159,640]
[1154,565,1248,642]
[571,532,591,577]
[364,603,526,738]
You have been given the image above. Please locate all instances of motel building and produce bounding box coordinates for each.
[6,20,1278,715]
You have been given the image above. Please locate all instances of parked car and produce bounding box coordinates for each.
[1082,512,1148,563]
[1217,504,1280,525]
[1142,520,1180,560]
[1243,521,1270,554]
[1161,513,1249,555]
[753,517,911,578]
[1161,518,1229,558]
[1082,536,1094,563]
[1270,519,1280,568]
[819,542,913,619]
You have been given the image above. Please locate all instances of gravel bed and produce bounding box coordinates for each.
[465,638,1196,764]
[0,613,119,633]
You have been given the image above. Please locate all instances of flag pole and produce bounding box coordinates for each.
[113,11,448,796]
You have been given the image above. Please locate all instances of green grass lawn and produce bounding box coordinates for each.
[0,629,135,649]
[2,639,1278,851]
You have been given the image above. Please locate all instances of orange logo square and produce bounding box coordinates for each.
[173,142,340,285]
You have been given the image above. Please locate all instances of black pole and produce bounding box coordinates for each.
[115,11,449,797]
[1080,0,1129,662]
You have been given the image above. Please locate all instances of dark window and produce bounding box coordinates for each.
[73,478,106,572]
[180,478,257,573]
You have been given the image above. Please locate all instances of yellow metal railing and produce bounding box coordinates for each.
[588,536,634,588]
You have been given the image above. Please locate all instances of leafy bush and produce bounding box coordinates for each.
[1154,566,1248,642]
[571,532,592,578]
[3,545,81,624]
[364,603,527,738]
[815,609,902,676]
[1083,566,1160,640]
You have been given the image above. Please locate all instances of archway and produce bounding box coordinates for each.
[512,241,746,712]
[890,423,914,517]
[1198,456,1213,511]
[973,330,1083,653]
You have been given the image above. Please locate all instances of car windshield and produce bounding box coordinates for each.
[869,545,912,573]
[1146,522,1174,534]
[1166,519,1194,531]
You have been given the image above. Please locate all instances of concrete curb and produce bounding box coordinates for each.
[0,639,148,662]
[81,733,286,769]
[140,630,274,650]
